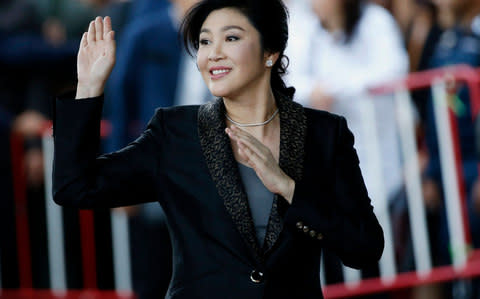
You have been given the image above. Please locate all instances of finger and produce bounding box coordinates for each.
[80,32,88,48]
[103,16,112,39]
[237,147,252,167]
[95,16,103,41]
[107,30,115,41]
[227,128,267,160]
[230,126,266,153]
[87,20,95,43]
[238,141,264,170]
[227,126,258,146]
[237,143,257,169]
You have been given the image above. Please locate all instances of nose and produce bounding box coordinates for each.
[208,42,225,61]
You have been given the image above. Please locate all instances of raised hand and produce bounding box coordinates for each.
[76,16,116,99]
[226,126,295,203]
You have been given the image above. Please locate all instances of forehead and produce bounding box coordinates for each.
[200,7,253,31]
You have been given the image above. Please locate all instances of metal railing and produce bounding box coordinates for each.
[323,65,480,298]
[2,65,480,298]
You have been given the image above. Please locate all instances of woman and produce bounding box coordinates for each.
[53,0,384,298]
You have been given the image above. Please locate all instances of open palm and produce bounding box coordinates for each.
[77,16,116,96]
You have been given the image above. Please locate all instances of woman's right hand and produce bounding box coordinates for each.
[76,16,116,99]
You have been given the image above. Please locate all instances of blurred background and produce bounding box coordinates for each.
[1,0,480,298]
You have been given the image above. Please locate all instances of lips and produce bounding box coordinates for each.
[209,66,232,79]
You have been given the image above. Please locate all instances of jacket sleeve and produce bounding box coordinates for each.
[282,116,384,269]
[52,93,164,209]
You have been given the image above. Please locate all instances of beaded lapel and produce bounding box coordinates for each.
[197,92,307,263]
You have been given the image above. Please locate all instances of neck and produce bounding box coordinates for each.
[323,12,345,33]
[223,86,278,138]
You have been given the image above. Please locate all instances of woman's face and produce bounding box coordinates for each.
[197,8,272,98]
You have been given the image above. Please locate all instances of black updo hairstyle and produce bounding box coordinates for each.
[180,0,295,99]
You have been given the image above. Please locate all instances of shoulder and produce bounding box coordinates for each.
[303,107,344,128]
[354,4,404,49]
[354,3,401,40]
[362,3,395,23]
[302,106,354,145]
[144,105,200,141]
[151,105,200,123]
[360,4,399,30]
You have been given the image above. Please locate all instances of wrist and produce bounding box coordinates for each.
[280,176,295,204]
[76,82,104,99]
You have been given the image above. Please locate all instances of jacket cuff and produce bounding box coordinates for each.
[282,180,339,244]
[53,92,104,179]
[52,91,104,138]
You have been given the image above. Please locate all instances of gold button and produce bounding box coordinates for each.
[302,225,309,233]
[296,221,304,230]
[316,233,324,240]
[309,230,316,238]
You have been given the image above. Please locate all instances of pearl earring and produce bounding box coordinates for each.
[266,59,273,67]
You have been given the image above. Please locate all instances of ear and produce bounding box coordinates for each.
[264,52,280,67]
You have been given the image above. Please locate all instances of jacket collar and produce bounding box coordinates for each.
[197,91,306,263]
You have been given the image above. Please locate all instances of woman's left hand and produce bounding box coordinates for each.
[226,126,295,204]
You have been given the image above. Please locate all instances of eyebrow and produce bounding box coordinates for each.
[200,25,245,34]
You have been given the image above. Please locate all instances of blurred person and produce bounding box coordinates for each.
[286,0,407,286]
[51,0,385,298]
[1,0,123,290]
[33,0,96,41]
[104,0,206,297]
[128,0,169,19]
[0,0,55,288]
[422,0,480,252]
[419,0,480,297]
[78,0,137,39]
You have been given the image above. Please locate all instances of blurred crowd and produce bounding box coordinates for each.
[1,0,480,299]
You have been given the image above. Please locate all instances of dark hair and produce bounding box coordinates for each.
[343,0,364,42]
[180,0,295,98]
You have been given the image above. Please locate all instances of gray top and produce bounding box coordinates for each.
[237,162,274,247]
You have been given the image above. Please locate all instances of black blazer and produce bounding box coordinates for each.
[52,92,384,299]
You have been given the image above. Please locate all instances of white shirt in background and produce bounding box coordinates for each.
[286,3,409,203]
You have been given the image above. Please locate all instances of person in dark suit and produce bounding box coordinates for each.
[52,0,384,298]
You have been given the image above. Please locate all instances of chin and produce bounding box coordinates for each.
[208,84,234,98]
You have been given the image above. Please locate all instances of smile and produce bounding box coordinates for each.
[212,69,230,75]
[209,67,232,79]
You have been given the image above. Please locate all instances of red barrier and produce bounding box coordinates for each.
[324,250,480,298]
[4,68,480,298]
[10,133,32,289]
[0,289,135,299]
[372,64,480,246]
[7,120,115,295]
[323,65,480,298]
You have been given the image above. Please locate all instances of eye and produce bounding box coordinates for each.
[226,35,239,42]
[199,39,211,46]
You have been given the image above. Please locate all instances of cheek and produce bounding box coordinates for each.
[196,51,210,75]
[231,41,261,70]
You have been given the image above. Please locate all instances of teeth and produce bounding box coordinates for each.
[212,69,230,75]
